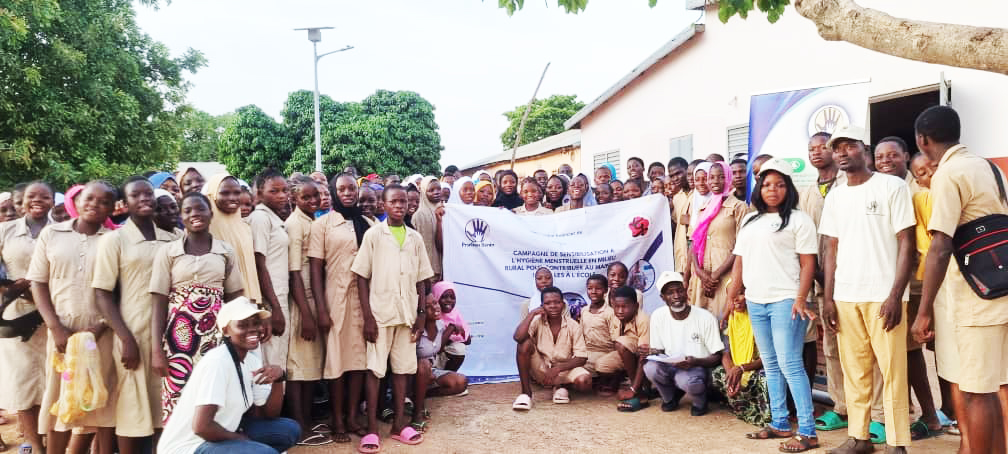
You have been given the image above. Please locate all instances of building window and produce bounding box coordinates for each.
[669,135,693,160]
[593,150,621,176]
[727,124,749,161]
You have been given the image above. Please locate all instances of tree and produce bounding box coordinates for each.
[218,105,293,181]
[0,0,205,188]
[500,94,585,149]
[177,107,234,163]
[496,0,1008,75]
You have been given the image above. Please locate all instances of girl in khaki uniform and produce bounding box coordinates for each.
[0,181,53,454]
[28,181,118,454]
[283,176,328,444]
[688,162,747,322]
[92,177,175,452]
[308,174,370,440]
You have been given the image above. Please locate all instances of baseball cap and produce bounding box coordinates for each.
[826,125,868,149]
[656,270,685,292]
[758,157,795,177]
[216,296,271,329]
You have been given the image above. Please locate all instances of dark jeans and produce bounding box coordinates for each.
[194,417,300,454]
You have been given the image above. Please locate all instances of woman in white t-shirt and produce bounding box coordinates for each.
[727,158,820,453]
[157,297,300,454]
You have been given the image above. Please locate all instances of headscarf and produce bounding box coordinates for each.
[64,184,119,230]
[176,167,202,187]
[690,162,714,220]
[53,192,65,207]
[154,189,173,201]
[690,162,732,266]
[204,173,262,305]
[602,163,617,184]
[544,175,567,210]
[148,172,176,190]
[492,170,523,210]
[406,174,423,188]
[727,308,756,387]
[412,176,442,275]
[448,177,474,205]
[473,180,495,206]
[0,192,10,204]
[433,281,469,342]
[563,173,597,209]
[331,178,371,247]
[472,170,492,183]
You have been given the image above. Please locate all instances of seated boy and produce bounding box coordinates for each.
[608,286,650,412]
[643,271,724,416]
[511,286,592,410]
[580,274,615,380]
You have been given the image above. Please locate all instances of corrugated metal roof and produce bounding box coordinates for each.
[563,23,704,130]
[460,129,581,170]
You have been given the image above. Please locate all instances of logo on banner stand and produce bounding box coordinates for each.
[463,218,494,248]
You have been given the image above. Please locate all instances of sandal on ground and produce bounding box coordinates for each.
[297,433,334,446]
[746,426,794,440]
[447,389,469,397]
[909,420,943,441]
[552,388,570,404]
[936,410,953,427]
[779,435,819,453]
[379,408,395,423]
[815,411,848,431]
[410,420,429,433]
[617,397,649,412]
[390,426,424,445]
[512,393,532,411]
[869,421,886,444]
[827,437,874,454]
[945,421,961,436]
[358,433,381,454]
[311,422,332,434]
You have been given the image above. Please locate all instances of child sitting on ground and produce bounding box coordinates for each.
[432,281,471,371]
[512,287,592,411]
[580,274,616,393]
[411,291,469,433]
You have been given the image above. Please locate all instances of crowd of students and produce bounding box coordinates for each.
[0,104,1005,454]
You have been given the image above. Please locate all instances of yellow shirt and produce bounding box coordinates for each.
[350,221,435,327]
[912,189,933,281]
[928,145,1008,326]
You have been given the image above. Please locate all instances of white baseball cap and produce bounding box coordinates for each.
[656,270,685,292]
[216,296,271,329]
[758,157,794,177]
[826,125,868,149]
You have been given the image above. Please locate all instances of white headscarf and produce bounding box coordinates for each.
[448,176,474,205]
[154,189,174,201]
[472,170,492,183]
[690,162,714,220]
[0,192,10,204]
[406,174,423,188]
[53,192,65,207]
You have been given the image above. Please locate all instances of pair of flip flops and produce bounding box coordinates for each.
[358,427,424,453]
[814,411,848,431]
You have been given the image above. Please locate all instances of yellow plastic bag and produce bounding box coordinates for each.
[49,332,108,425]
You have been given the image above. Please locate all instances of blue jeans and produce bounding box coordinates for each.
[195,417,300,454]
[747,299,816,437]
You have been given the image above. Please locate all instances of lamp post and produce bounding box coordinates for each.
[294,27,353,172]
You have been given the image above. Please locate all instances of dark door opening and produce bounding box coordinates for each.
[869,87,942,154]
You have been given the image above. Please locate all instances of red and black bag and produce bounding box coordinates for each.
[951,160,1008,299]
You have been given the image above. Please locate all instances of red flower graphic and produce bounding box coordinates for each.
[629,217,650,237]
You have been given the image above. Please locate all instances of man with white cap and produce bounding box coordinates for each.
[158,297,300,454]
[819,125,915,454]
[642,270,724,416]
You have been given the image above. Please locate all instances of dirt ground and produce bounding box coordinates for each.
[0,382,961,453]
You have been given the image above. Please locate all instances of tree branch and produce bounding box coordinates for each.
[793,0,1008,75]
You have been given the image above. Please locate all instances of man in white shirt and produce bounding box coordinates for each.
[643,271,724,416]
[820,126,915,454]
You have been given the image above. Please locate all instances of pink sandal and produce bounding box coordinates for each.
[358,433,381,453]
[390,426,424,445]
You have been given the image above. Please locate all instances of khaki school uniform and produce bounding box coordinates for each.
[513,205,553,216]
[308,212,367,379]
[527,314,590,384]
[91,219,173,437]
[0,218,48,411]
[902,172,925,351]
[928,144,1008,393]
[350,221,434,379]
[595,311,651,374]
[284,209,323,381]
[26,221,117,432]
[687,196,746,321]
[249,204,290,367]
[672,191,690,276]
[579,304,615,374]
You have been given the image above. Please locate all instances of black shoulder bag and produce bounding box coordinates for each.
[951,160,1008,299]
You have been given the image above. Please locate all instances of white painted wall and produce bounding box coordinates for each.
[577,1,1008,178]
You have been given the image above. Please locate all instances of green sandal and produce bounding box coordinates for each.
[910,420,942,440]
[814,411,848,431]
[870,421,887,444]
[617,397,650,412]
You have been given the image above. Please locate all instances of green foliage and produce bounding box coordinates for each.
[495,0,787,24]
[177,107,234,163]
[500,94,584,149]
[220,89,442,180]
[0,0,205,189]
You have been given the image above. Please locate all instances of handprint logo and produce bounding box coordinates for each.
[465,218,489,243]
[808,104,850,136]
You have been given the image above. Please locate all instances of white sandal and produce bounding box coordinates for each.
[512,393,532,411]
[552,387,570,404]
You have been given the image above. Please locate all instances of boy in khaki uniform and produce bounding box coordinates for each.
[351,184,433,449]
[512,286,592,411]
[911,105,1008,454]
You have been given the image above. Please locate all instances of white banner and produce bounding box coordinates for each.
[442,194,675,382]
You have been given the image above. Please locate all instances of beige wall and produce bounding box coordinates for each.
[466,146,581,179]
[577,1,1008,180]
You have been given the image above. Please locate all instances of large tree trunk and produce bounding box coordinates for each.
[793,0,1008,75]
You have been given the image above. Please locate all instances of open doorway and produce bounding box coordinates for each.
[869,84,945,153]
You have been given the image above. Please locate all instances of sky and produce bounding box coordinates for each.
[135,0,697,169]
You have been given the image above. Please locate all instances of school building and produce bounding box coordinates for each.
[565,0,1008,177]
[459,129,581,177]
